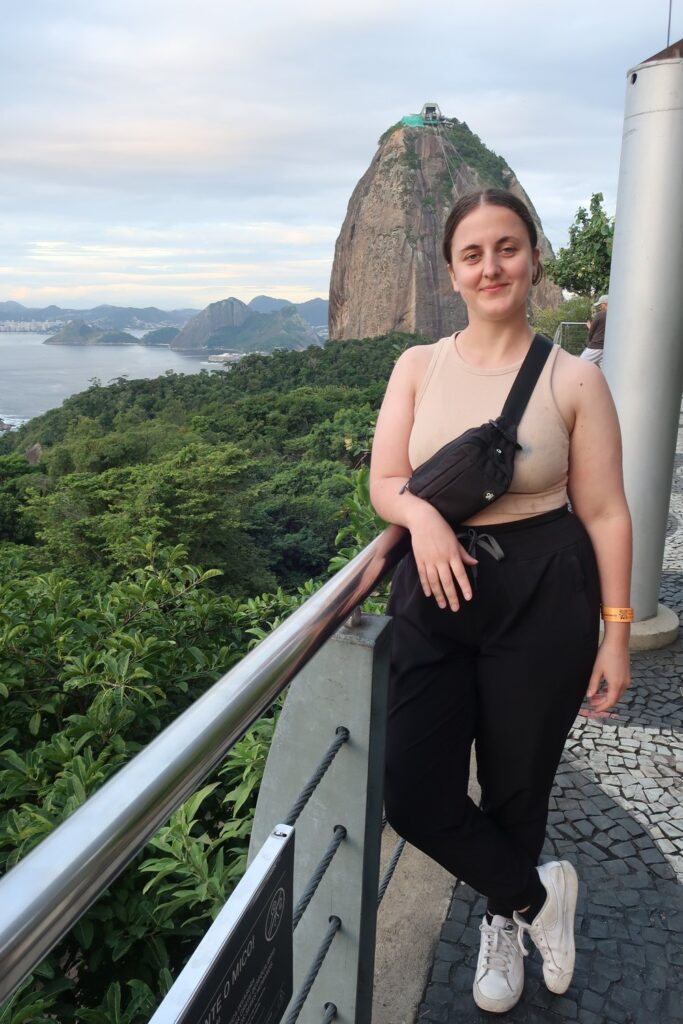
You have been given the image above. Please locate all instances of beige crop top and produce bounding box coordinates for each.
[408,335,570,525]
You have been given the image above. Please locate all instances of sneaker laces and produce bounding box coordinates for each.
[516,919,530,957]
[480,919,521,974]
[516,917,556,968]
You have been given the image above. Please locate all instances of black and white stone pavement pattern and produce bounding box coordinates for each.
[418,427,683,1023]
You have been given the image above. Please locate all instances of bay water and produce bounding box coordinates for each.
[0,333,211,426]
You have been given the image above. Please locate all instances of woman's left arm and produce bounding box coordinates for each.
[565,359,633,712]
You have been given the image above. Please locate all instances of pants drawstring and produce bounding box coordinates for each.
[456,528,505,586]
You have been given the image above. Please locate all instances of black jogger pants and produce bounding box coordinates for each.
[384,506,600,912]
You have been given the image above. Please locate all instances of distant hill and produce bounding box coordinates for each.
[296,298,329,326]
[172,298,321,353]
[247,295,328,327]
[248,295,294,314]
[0,297,329,332]
[85,305,198,330]
[206,307,320,353]
[140,326,180,346]
[44,320,139,346]
[0,302,198,329]
[171,298,251,351]
[0,301,31,315]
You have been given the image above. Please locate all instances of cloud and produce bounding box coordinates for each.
[1,216,337,307]
[1,0,681,306]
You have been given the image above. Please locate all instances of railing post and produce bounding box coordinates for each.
[248,614,392,1024]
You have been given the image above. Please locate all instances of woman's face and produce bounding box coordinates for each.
[446,204,539,324]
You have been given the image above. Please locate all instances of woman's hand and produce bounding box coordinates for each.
[406,502,478,612]
[585,635,631,712]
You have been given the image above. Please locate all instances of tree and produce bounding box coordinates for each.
[531,297,592,354]
[0,540,299,1023]
[546,193,614,299]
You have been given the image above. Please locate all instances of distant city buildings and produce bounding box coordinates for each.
[0,320,67,332]
[206,352,250,364]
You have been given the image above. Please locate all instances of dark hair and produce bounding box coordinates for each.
[442,188,544,286]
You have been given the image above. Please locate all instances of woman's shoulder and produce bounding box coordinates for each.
[552,346,607,388]
[398,340,442,365]
[551,346,613,429]
[393,340,442,382]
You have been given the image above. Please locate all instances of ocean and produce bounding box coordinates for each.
[0,333,211,427]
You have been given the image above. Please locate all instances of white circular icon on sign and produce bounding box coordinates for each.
[265,887,286,941]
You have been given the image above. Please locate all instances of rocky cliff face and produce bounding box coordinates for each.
[171,297,321,353]
[171,298,251,351]
[329,119,562,341]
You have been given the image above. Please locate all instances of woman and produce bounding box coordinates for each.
[369,189,632,1014]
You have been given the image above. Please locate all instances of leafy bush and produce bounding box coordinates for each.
[531,297,592,355]
[0,333,425,592]
[0,540,306,1021]
[0,332,420,1020]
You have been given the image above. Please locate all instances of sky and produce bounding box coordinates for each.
[1,1,681,311]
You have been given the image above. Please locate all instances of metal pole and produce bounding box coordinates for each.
[247,615,391,1024]
[602,49,683,621]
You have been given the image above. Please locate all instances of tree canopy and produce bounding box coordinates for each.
[0,332,407,1022]
[546,193,614,299]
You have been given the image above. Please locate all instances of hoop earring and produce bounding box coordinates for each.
[532,262,544,286]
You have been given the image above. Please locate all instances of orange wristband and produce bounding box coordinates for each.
[601,606,634,623]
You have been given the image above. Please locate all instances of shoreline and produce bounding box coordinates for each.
[0,415,27,431]
[0,332,229,426]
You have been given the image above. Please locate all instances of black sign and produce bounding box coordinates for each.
[151,827,294,1024]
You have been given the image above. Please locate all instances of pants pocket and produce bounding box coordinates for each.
[563,547,600,641]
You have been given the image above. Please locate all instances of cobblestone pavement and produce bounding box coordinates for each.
[418,435,683,1023]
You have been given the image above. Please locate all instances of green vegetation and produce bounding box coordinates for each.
[44,321,139,346]
[0,542,295,1023]
[404,226,418,249]
[205,306,319,353]
[0,331,420,1022]
[531,296,592,355]
[141,326,180,346]
[381,115,510,204]
[377,120,403,147]
[546,193,614,299]
[400,134,420,171]
[1,334,419,590]
[440,119,509,189]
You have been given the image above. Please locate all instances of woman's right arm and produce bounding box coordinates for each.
[369,347,476,612]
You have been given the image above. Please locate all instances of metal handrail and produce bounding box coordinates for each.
[552,321,589,350]
[0,524,409,1003]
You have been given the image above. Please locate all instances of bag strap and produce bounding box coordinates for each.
[500,334,553,426]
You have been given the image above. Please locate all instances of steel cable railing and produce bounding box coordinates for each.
[283,917,342,1024]
[292,826,347,931]
[0,524,409,1003]
[284,728,350,826]
[377,837,407,905]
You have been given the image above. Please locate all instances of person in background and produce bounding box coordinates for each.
[581,294,608,367]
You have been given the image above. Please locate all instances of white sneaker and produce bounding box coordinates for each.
[514,860,578,994]
[473,914,525,1013]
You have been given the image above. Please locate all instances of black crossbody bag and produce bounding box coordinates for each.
[401,334,553,524]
